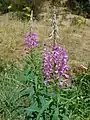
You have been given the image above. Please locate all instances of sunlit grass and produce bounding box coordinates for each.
[0,13,90,65]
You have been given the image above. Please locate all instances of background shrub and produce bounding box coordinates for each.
[66,0,90,18]
[0,0,46,17]
[0,0,90,18]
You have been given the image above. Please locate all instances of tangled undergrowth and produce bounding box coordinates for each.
[0,49,90,120]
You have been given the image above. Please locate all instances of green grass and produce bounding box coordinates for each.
[0,48,90,120]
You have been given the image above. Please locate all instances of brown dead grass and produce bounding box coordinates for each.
[0,11,90,66]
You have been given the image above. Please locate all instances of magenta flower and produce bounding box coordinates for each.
[42,44,69,87]
[24,33,38,52]
[43,48,52,78]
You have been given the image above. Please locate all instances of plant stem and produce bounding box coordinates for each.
[29,10,33,34]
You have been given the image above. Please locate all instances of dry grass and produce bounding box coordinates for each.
[0,11,90,66]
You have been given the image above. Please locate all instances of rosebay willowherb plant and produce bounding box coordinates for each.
[43,8,69,87]
[24,10,38,53]
[43,44,69,87]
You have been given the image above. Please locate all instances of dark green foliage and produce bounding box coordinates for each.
[0,0,90,18]
[0,0,11,13]
[66,0,90,18]
[15,70,90,120]
[0,0,45,17]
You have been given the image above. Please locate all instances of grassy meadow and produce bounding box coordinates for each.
[0,12,90,64]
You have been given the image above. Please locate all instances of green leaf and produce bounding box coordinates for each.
[39,96,46,107]
[52,108,59,120]
[34,76,38,92]
[19,87,34,97]
[24,104,39,113]
[61,114,69,120]
[36,99,53,120]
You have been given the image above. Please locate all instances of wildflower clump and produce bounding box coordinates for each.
[24,10,38,53]
[43,44,69,87]
[42,8,69,88]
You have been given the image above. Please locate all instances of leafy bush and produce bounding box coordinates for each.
[0,0,90,18]
[0,0,46,17]
[0,0,10,13]
[66,0,90,18]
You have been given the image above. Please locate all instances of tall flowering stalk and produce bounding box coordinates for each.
[43,44,69,87]
[24,33,38,52]
[49,7,60,44]
[24,10,38,53]
[43,8,69,87]
[29,10,33,34]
